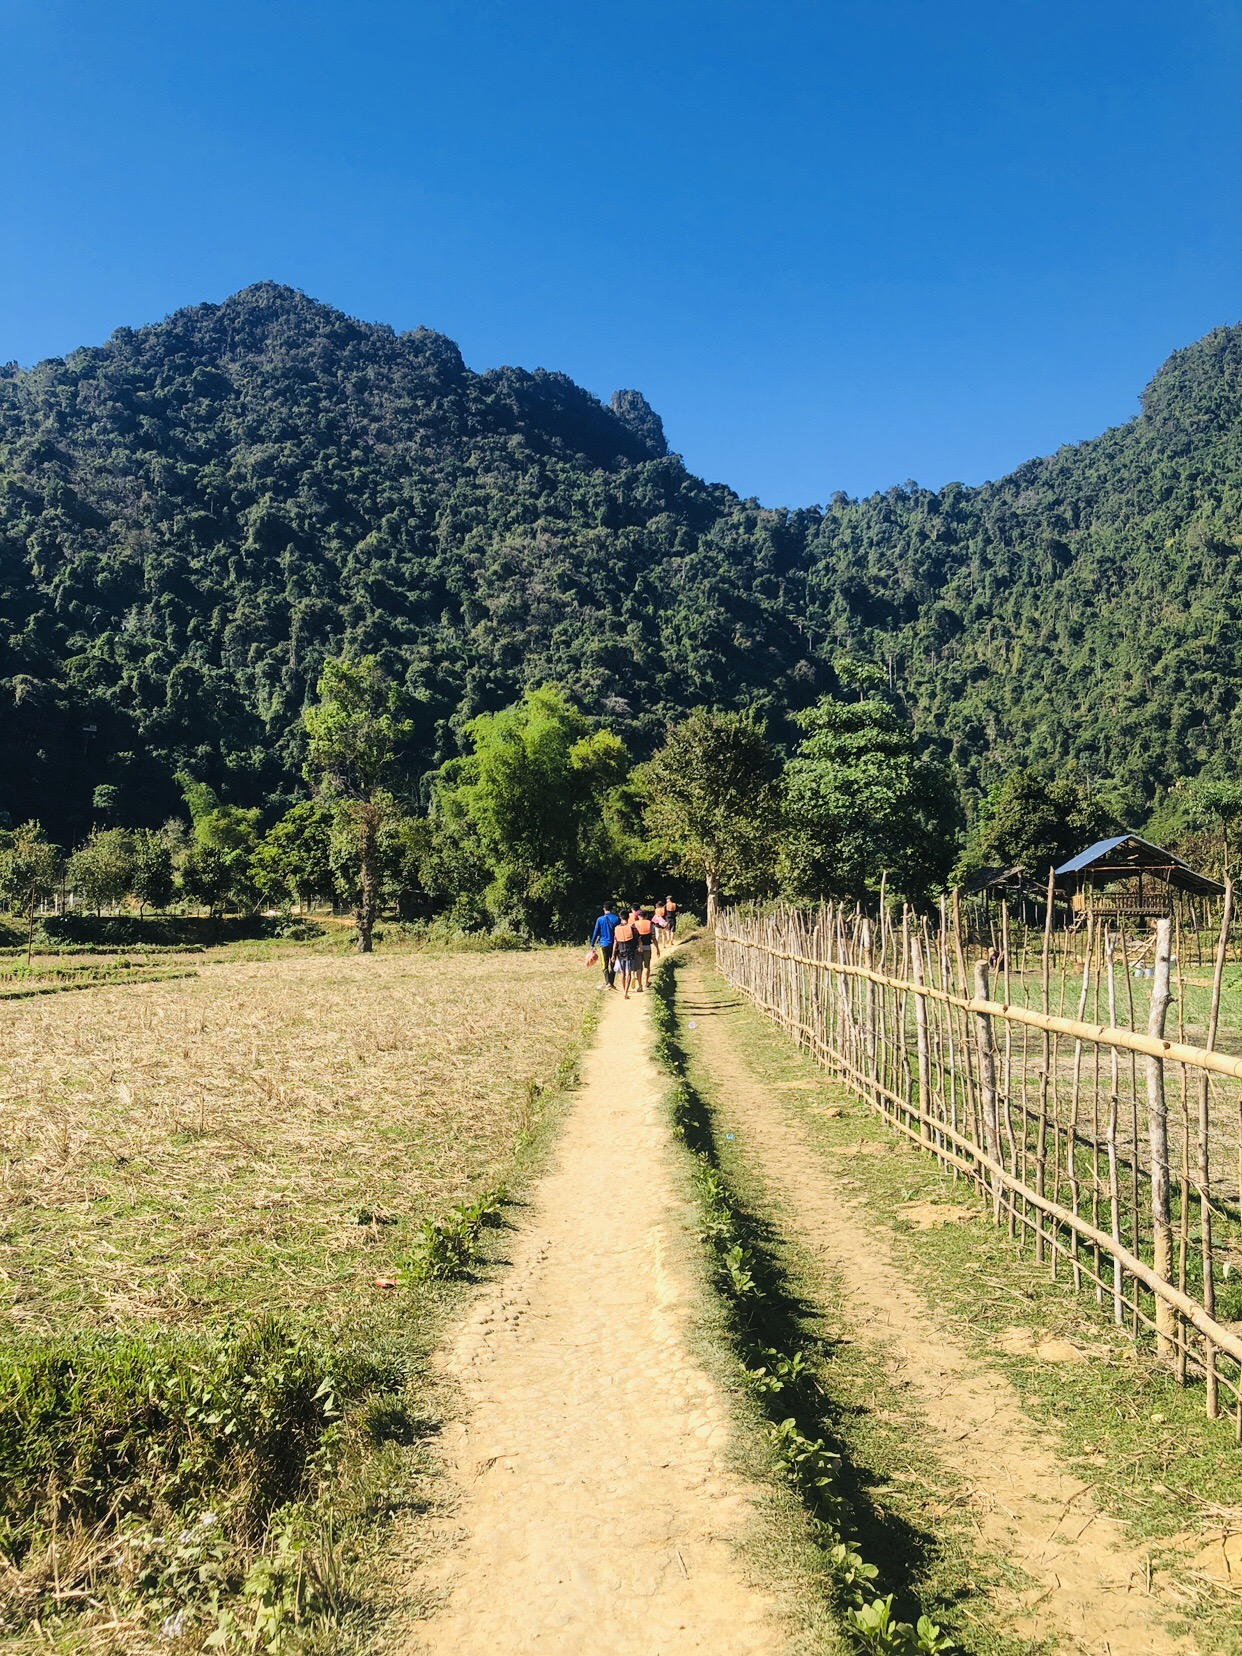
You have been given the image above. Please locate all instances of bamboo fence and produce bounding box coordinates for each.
[715,885,1242,1436]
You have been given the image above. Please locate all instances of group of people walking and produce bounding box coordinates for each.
[588,899,677,998]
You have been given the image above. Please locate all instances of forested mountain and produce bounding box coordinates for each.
[2,281,1241,837]
[803,324,1242,807]
[0,283,820,835]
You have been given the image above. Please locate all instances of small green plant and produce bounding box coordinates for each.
[130,1510,233,1628]
[720,1243,759,1298]
[850,1594,906,1653]
[206,1517,346,1651]
[848,1596,954,1655]
[743,1346,812,1396]
[398,1188,505,1284]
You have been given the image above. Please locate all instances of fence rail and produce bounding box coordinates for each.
[715,892,1242,1436]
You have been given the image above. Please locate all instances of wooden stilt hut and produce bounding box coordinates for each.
[1053,834,1223,922]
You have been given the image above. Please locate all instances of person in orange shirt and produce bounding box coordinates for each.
[632,907,655,989]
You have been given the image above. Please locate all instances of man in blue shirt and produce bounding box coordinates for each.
[589,902,620,990]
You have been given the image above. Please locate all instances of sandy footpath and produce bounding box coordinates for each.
[402,968,788,1654]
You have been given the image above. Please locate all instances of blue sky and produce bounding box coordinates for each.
[4,1,1241,504]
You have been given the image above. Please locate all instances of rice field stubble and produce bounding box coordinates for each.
[1,947,597,1335]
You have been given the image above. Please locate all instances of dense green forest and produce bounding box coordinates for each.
[2,281,1241,841]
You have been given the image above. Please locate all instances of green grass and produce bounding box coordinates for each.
[689,950,1242,1654]
[652,957,989,1656]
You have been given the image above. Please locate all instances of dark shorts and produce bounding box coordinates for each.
[614,943,636,971]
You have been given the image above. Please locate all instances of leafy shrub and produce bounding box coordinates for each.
[398,1190,506,1284]
[34,914,325,948]
[0,1318,402,1630]
[652,955,956,1655]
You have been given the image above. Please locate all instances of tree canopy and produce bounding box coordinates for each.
[430,685,632,937]
[640,709,779,923]
[779,661,958,902]
[952,768,1114,886]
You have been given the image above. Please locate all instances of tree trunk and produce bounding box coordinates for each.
[705,865,720,930]
[1146,917,1175,1360]
[356,805,379,953]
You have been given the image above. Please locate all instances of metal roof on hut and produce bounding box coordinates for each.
[1053,833,1223,917]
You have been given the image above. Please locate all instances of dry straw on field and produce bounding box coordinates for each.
[0,949,594,1333]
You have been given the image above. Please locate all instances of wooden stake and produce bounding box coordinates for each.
[1147,918,1176,1362]
[1201,876,1232,1417]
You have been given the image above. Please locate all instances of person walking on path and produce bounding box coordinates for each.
[664,896,678,938]
[633,907,655,990]
[652,901,668,954]
[611,911,638,999]
[590,901,620,990]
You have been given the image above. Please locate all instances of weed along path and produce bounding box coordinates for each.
[679,958,1196,1656]
[403,967,788,1655]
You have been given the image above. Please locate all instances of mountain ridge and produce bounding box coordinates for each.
[3,283,1241,835]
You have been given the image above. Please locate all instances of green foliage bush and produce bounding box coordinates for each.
[398,1189,506,1285]
[0,1317,405,1639]
[0,1321,400,1552]
[33,913,324,947]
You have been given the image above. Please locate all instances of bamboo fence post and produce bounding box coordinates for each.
[1120,925,1142,1337]
[1090,922,1104,1304]
[952,891,987,1199]
[912,932,932,1145]
[1000,902,1017,1235]
[1067,911,1094,1289]
[974,960,1003,1218]
[1174,917,1191,1385]
[1105,932,1124,1323]
[1201,876,1232,1417]
[1147,918,1176,1362]
[1036,869,1055,1264]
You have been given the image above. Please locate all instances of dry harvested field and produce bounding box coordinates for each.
[1,946,596,1334]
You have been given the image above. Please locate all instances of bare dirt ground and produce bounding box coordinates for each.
[402,968,789,1655]
[681,959,1195,1656]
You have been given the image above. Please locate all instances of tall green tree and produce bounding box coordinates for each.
[175,775,262,914]
[250,802,336,911]
[431,685,630,937]
[179,847,236,916]
[640,708,779,925]
[953,766,1113,886]
[130,829,175,916]
[1187,778,1242,874]
[302,656,413,952]
[0,821,62,965]
[779,661,959,903]
[66,829,136,915]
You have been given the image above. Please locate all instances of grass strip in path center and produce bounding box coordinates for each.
[651,952,959,1656]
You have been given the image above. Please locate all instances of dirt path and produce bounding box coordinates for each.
[682,960,1195,1656]
[403,972,789,1654]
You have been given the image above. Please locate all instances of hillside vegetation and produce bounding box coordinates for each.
[3,283,1241,837]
